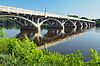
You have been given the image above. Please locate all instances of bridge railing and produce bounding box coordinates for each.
[0,5,95,23]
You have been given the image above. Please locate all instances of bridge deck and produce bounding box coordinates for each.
[0,5,95,23]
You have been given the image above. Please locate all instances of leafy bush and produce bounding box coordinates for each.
[0,27,5,38]
[0,37,100,66]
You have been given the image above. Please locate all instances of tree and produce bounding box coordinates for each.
[67,15,79,18]
[94,19,100,24]
[80,17,90,20]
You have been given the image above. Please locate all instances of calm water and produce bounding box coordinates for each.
[1,22,100,61]
[47,27,100,61]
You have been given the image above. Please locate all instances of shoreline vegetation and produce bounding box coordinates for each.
[0,18,7,22]
[0,18,100,66]
[0,28,100,66]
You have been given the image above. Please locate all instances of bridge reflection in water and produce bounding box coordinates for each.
[16,27,90,49]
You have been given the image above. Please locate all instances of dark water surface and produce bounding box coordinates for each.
[1,22,100,61]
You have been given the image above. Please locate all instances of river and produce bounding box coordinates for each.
[0,22,100,61]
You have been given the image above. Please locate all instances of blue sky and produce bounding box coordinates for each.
[0,0,100,18]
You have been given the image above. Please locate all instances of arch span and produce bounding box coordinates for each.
[0,15,37,27]
[39,18,62,27]
[63,20,76,28]
[75,21,83,27]
[2,18,24,27]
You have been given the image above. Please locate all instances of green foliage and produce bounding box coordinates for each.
[0,37,100,66]
[68,15,79,18]
[85,48,100,66]
[95,19,100,24]
[0,18,7,22]
[81,17,90,20]
[96,21,100,24]
[0,27,5,38]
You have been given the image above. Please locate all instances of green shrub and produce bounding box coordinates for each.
[0,37,100,66]
[0,27,5,38]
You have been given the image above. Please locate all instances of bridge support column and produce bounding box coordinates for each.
[36,19,41,33]
[73,27,77,33]
[91,23,95,27]
[36,31,42,41]
[88,23,91,28]
[61,23,65,34]
[23,16,29,26]
[24,20,27,26]
[74,22,77,29]
[90,23,92,27]
[38,26,41,32]
[92,23,94,27]
[85,23,88,28]
[93,24,95,26]
[32,17,34,22]
[18,18,22,23]
[37,24,41,33]
[80,22,83,29]
[75,21,83,29]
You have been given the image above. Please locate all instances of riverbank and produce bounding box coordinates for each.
[0,20,100,66]
[0,36,100,66]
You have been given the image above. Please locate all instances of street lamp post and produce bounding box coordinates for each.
[44,7,47,17]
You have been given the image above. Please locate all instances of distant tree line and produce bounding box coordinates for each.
[0,17,7,22]
[92,19,100,26]
[67,15,100,26]
[67,15,90,20]
[67,15,79,18]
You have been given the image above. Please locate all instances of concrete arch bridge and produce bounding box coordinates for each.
[0,5,96,32]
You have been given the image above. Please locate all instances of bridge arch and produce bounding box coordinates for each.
[39,18,62,27]
[2,18,25,27]
[82,22,88,28]
[75,21,83,28]
[0,15,37,27]
[63,20,76,28]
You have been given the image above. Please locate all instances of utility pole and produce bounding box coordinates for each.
[44,7,47,17]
